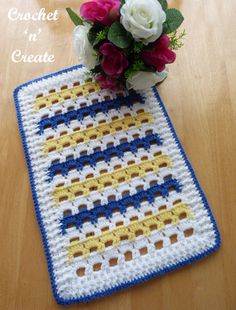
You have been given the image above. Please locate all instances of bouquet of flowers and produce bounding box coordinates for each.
[66,0,185,90]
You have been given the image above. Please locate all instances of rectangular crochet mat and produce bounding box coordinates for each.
[13,65,220,305]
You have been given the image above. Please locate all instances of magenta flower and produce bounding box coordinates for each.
[142,35,176,72]
[99,42,128,78]
[95,74,120,89]
[80,0,120,26]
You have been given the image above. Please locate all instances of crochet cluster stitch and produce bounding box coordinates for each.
[13,65,220,305]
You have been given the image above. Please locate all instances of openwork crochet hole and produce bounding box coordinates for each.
[139,247,148,255]
[170,234,178,244]
[109,258,118,267]
[76,267,85,277]
[124,251,133,261]
[93,263,102,272]
[184,228,194,237]
[155,240,163,250]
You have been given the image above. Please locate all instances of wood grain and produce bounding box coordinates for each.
[0,1,236,309]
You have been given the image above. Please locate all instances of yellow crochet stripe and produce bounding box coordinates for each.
[53,153,171,205]
[34,81,100,110]
[43,111,153,153]
[67,202,193,260]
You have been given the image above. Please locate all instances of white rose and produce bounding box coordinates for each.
[126,70,168,90]
[121,0,166,44]
[73,24,98,69]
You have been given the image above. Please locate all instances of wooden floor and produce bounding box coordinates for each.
[0,1,236,309]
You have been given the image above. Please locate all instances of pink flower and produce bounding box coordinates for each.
[142,35,176,72]
[99,42,128,78]
[95,74,119,90]
[80,0,120,26]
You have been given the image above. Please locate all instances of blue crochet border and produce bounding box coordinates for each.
[13,64,221,306]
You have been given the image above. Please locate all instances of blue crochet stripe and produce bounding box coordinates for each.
[48,133,162,181]
[61,177,181,234]
[38,91,143,134]
[13,64,221,306]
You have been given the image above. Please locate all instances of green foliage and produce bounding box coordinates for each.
[91,65,102,74]
[108,22,133,49]
[124,60,145,79]
[132,60,145,71]
[163,9,184,34]
[66,8,83,26]
[158,0,168,11]
[87,26,97,46]
[169,29,186,50]
[84,70,93,79]
[95,27,109,45]
[87,24,105,47]
[96,30,107,41]
[133,42,145,54]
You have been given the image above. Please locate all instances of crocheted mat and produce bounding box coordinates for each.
[13,65,220,305]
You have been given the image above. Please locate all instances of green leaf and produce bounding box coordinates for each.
[87,24,105,47]
[158,0,168,11]
[169,29,186,50]
[87,27,98,46]
[133,42,145,53]
[121,0,126,6]
[91,65,102,74]
[163,9,184,34]
[66,8,83,26]
[94,28,109,46]
[108,22,133,49]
